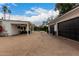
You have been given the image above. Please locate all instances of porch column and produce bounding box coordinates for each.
[48,25,50,34]
[26,23,29,34]
[54,23,58,36]
[56,23,58,36]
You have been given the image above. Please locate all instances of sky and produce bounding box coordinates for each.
[0,3,59,26]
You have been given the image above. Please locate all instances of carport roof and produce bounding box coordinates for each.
[0,19,32,25]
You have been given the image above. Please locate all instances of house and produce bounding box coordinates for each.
[0,19,32,36]
[48,6,79,41]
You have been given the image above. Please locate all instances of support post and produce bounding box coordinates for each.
[48,25,50,34]
[26,23,29,34]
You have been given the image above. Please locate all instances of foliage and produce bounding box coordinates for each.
[2,5,11,20]
[55,3,76,15]
[34,26,48,32]
[2,5,8,13]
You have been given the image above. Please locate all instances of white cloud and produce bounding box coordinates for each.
[25,11,33,14]
[25,7,59,26]
[11,3,17,6]
[33,8,48,14]
[25,10,37,15]
[0,13,3,18]
[0,3,17,9]
[0,7,59,26]
[25,7,48,15]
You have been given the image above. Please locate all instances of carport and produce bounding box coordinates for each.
[11,24,28,35]
[0,20,32,36]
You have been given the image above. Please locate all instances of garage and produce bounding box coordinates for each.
[58,17,79,41]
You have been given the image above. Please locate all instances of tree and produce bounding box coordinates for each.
[2,5,8,20]
[55,3,76,15]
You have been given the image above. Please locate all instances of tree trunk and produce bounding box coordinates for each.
[4,13,6,20]
[8,14,10,20]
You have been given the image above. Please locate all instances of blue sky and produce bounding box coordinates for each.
[3,3,56,16]
[0,3,59,26]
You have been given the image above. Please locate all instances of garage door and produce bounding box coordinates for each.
[58,17,79,41]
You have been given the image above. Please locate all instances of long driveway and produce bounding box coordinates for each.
[0,31,79,56]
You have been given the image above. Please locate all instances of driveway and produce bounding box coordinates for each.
[0,31,79,56]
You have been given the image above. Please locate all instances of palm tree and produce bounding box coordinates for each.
[8,9,11,20]
[2,5,8,20]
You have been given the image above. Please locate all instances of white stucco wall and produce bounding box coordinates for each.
[11,24,19,35]
[2,21,12,35]
[54,24,57,32]
[54,23,58,36]
[26,23,29,32]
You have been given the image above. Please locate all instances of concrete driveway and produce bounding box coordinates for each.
[0,31,79,56]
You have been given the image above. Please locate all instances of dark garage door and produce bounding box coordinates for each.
[58,17,79,41]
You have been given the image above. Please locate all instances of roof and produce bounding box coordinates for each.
[0,19,32,25]
[48,6,79,25]
[0,19,29,22]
